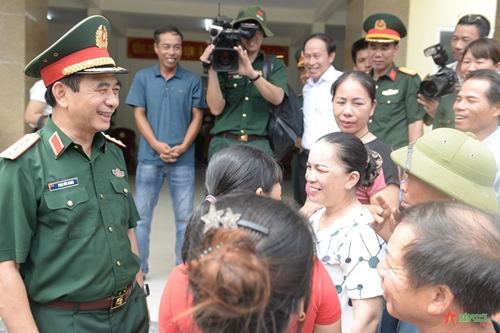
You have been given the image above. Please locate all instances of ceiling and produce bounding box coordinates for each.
[47,0,347,46]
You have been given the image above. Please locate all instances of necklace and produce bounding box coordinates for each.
[358,131,370,139]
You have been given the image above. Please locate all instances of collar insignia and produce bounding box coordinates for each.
[49,131,64,157]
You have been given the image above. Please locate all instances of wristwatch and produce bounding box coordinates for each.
[142,283,150,297]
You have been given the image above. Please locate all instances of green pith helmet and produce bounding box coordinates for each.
[363,13,407,43]
[24,15,127,87]
[391,128,499,215]
[234,5,273,37]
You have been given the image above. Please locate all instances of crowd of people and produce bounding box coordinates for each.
[0,4,499,333]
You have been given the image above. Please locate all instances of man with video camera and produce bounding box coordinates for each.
[417,14,490,129]
[200,5,287,159]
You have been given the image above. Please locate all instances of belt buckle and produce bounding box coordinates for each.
[238,134,248,142]
[110,286,129,310]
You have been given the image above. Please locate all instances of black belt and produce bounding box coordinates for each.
[216,132,268,142]
[46,280,136,311]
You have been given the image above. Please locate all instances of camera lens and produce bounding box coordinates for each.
[212,48,239,72]
[422,81,438,97]
[216,50,234,67]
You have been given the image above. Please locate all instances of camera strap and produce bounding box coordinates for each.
[262,54,276,81]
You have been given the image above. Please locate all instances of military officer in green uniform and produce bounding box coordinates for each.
[364,13,426,150]
[0,16,149,333]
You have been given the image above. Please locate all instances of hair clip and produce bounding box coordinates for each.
[201,205,240,234]
[200,204,270,235]
[200,244,221,258]
[237,220,270,235]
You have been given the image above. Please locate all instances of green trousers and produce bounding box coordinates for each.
[30,284,149,333]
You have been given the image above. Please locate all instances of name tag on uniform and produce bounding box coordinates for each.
[228,74,243,79]
[382,89,399,96]
[48,177,79,191]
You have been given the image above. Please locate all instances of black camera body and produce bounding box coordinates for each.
[208,16,258,72]
[419,43,458,98]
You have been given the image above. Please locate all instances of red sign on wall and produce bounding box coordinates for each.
[127,37,289,66]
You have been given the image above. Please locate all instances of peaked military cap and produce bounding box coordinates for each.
[24,15,128,87]
[363,13,407,43]
[295,47,304,68]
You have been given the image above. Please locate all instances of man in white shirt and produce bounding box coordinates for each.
[297,33,342,203]
[454,69,500,208]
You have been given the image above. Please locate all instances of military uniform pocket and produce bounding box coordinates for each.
[377,91,403,121]
[43,186,94,240]
[108,177,131,225]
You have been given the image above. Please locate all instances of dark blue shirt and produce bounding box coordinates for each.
[126,64,206,166]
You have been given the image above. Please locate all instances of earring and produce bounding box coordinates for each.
[298,312,306,322]
[346,187,351,193]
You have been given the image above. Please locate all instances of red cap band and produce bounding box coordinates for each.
[40,46,112,87]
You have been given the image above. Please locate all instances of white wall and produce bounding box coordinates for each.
[407,0,497,76]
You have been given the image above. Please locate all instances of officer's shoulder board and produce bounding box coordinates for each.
[0,133,40,160]
[398,66,418,76]
[102,133,126,148]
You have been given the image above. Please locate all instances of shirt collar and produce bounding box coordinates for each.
[153,63,184,79]
[42,115,106,159]
[306,66,338,86]
[371,63,398,82]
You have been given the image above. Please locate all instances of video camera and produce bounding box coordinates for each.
[418,43,458,98]
[207,15,258,72]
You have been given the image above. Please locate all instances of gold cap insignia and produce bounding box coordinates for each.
[375,19,387,30]
[96,25,108,49]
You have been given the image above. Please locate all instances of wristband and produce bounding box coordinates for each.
[249,74,261,82]
[200,60,211,70]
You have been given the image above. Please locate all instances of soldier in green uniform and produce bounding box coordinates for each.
[364,13,426,150]
[0,16,149,333]
[200,5,287,159]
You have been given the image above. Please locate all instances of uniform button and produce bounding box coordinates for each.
[67,200,73,207]
[387,100,391,104]
[241,130,245,133]
[376,85,378,89]
[242,113,247,117]
[74,146,78,149]
[100,194,104,199]
[245,97,249,101]
[116,261,121,266]
[124,188,129,194]
[233,83,237,88]
[109,227,114,232]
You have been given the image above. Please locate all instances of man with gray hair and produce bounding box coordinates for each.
[378,201,500,332]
